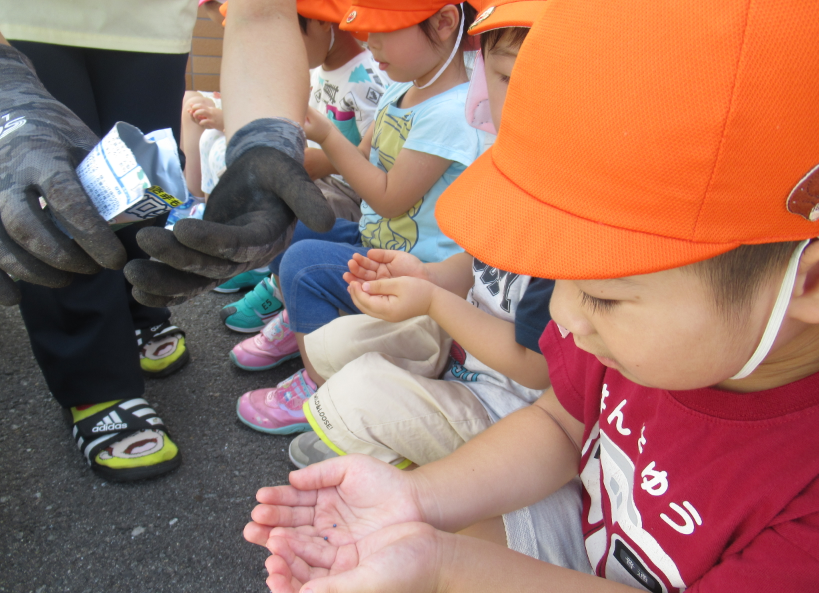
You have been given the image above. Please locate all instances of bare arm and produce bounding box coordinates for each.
[435,530,636,593]
[201,1,225,25]
[0,30,8,45]
[419,388,582,531]
[221,0,308,140]
[307,109,452,219]
[303,147,338,180]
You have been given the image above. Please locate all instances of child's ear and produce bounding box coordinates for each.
[318,20,332,34]
[433,5,461,43]
[788,240,819,324]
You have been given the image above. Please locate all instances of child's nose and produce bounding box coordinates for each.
[549,281,596,337]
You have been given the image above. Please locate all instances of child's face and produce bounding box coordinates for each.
[367,26,448,83]
[301,19,333,69]
[549,267,781,391]
[483,37,520,131]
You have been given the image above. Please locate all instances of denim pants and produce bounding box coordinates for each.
[274,219,370,334]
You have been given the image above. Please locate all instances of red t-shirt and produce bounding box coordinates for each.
[540,322,819,592]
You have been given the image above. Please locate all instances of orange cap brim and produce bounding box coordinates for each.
[435,149,739,280]
[340,6,440,33]
[468,1,548,35]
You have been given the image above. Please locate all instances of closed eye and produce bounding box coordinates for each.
[579,291,619,314]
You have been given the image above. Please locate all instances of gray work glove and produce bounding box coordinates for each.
[124,119,335,307]
[0,44,126,306]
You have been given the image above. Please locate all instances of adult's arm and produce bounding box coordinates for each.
[123,0,334,306]
[221,0,308,139]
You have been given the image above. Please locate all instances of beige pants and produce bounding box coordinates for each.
[314,176,362,223]
[304,315,492,467]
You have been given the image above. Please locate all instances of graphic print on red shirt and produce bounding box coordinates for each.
[539,322,819,592]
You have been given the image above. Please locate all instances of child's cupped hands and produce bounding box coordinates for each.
[304,106,333,144]
[263,522,446,593]
[343,250,428,286]
[348,276,438,323]
[243,454,433,591]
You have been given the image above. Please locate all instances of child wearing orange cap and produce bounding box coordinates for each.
[234,1,487,437]
[284,0,556,477]
[245,1,819,591]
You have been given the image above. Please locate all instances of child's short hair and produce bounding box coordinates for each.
[479,26,529,55]
[418,3,478,51]
[297,14,311,34]
[688,241,800,321]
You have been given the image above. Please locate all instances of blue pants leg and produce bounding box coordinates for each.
[269,218,362,276]
[278,238,371,334]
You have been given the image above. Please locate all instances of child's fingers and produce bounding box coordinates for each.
[351,252,379,272]
[244,521,274,546]
[257,484,319,506]
[251,503,317,529]
[270,531,338,572]
[361,279,396,296]
[265,553,301,593]
[365,249,393,264]
[347,260,376,281]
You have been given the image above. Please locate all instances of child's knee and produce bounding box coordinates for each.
[182,91,203,108]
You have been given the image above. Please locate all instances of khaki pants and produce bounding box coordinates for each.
[304,315,492,467]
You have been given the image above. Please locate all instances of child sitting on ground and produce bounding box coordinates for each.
[246,0,819,591]
[214,0,389,300]
[285,0,553,470]
[232,0,485,435]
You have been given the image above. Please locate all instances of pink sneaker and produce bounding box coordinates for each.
[236,369,317,434]
[229,309,300,371]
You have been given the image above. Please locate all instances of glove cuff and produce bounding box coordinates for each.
[0,43,37,80]
[225,117,306,167]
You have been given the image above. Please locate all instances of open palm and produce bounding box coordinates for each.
[344,249,428,286]
[264,522,443,593]
[245,455,427,551]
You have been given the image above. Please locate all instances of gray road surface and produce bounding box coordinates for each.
[0,290,304,593]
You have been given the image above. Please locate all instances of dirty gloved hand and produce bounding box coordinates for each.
[0,44,125,306]
[125,119,335,307]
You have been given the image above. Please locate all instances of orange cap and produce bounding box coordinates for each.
[341,1,478,34]
[467,0,547,35]
[297,0,350,23]
[220,0,349,24]
[436,0,819,279]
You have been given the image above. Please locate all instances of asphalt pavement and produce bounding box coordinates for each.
[0,290,305,593]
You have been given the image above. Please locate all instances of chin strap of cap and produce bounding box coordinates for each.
[729,238,810,380]
[415,4,464,90]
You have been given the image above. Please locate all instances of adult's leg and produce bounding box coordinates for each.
[11,41,148,407]
[85,48,190,377]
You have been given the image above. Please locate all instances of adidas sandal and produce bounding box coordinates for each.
[136,321,190,379]
[70,398,181,482]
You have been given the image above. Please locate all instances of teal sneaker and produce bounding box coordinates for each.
[213,269,271,294]
[220,276,284,332]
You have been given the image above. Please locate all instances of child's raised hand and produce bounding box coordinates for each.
[343,250,428,286]
[304,106,333,144]
[190,104,224,131]
[348,276,437,323]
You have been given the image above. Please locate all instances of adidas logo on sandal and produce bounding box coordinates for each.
[92,411,128,433]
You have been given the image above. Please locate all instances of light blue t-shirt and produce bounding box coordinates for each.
[358,81,484,263]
